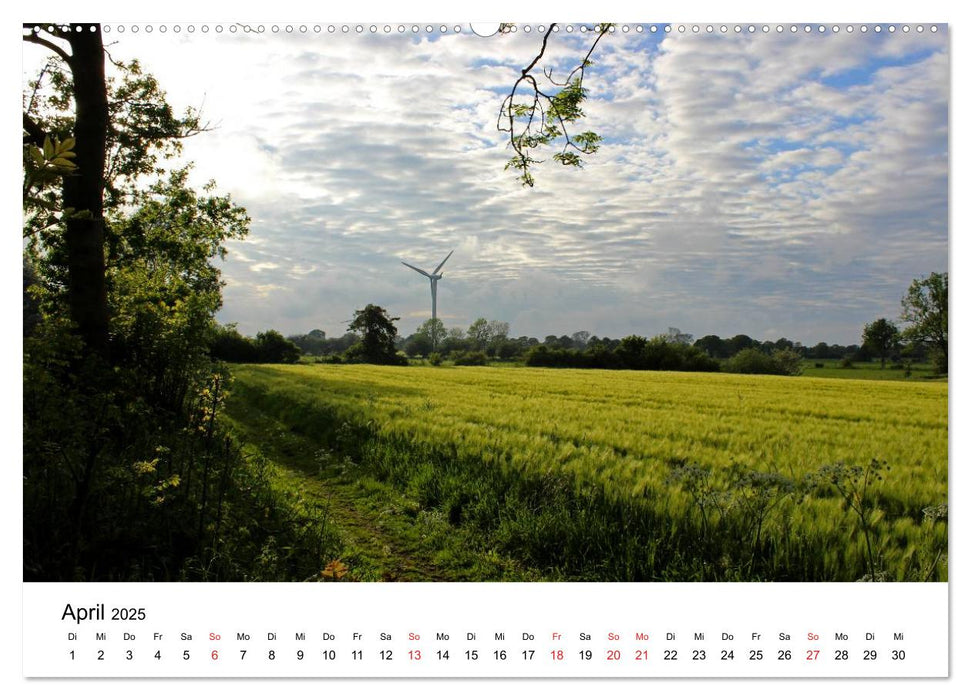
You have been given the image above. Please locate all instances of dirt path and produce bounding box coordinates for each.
[224,395,503,581]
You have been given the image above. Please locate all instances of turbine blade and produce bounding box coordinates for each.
[401,261,431,277]
[433,249,454,275]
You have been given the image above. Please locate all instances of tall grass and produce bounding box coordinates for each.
[228,364,947,582]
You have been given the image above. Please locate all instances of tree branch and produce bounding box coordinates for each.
[498,23,611,186]
[22,29,71,64]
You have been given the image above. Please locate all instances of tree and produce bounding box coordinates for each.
[499,23,611,186]
[487,319,510,343]
[417,317,446,351]
[346,304,405,365]
[663,327,693,346]
[404,333,433,358]
[23,25,109,354]
[24,25,207,359]
[901,272,948,373]
[255,330,301,364]
[21,29,271,581]
[617,334,649,369]
[571,330,591,349]
[467,317,491,350]
[694,334,728,358]
[861,318,900,369]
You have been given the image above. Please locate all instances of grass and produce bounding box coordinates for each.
[801,359,942,381]
[224,363,947,582]
[223,391,542,581]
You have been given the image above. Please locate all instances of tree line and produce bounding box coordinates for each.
[212,268,946,379]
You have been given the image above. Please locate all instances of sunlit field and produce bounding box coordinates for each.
[227,364,947,582]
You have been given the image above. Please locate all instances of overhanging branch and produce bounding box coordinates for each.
[23,29,72,64]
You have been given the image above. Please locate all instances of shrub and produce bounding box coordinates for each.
[316,354,344,364]
[724,348,787,376]
[771,349,804,376]
[452,350,489,366]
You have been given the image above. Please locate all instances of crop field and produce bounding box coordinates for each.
[227,364,948,582]
[800,359,942,382]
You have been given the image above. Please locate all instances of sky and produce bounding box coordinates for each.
[22,22,949,345]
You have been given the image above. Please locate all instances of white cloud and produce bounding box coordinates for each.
[22,25,948,343]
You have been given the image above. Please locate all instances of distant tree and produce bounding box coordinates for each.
[663,327,693,345]
[467,318,490,350]
[771,349,804,376]
[808,342,832,360]
[440,329,469,354]
[617,335,649,369]
[724,348,802,376]
[571,330,591,349]
[209,323,258,363]
[345,304,406,365]
[487,320,510,341]
[695,334,728,358]
[288,328,329,355]
[452,350,489,366]
[404,333,433,358]
[331,332,360,353]
[901,272,947,373]
[417,317,446,350]
[726,334,759,356]
[255,330,300,364]
[861,318,900,368]
[495,338,524,360]
[724,348,780,376]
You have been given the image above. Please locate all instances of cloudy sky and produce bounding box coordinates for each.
[23,22,949,344]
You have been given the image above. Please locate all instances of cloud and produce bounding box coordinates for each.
[22,25,948,343]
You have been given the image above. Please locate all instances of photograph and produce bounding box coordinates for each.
[22,21,947,587]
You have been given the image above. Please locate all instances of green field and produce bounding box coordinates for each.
[225,364,947,582]
[801,359,942,381]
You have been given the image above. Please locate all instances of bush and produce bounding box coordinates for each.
[723,348,800,376]
[316,354,344,364]
[452,350,489,366]
[772,349,804,376]
[428,352,443,366]
[210,326,301,364]
[524,339,719,372]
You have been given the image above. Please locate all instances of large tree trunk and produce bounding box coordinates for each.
[61,27,110,356]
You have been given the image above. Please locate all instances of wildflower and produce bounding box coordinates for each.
[321,560,349,580]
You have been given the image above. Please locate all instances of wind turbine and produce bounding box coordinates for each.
[402,250,453,346]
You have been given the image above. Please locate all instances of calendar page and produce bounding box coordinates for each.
[17,0,958,696]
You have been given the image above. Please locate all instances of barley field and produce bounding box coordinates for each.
[228,364,948,582]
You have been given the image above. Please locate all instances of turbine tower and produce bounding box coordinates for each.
[402,250,453,345]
